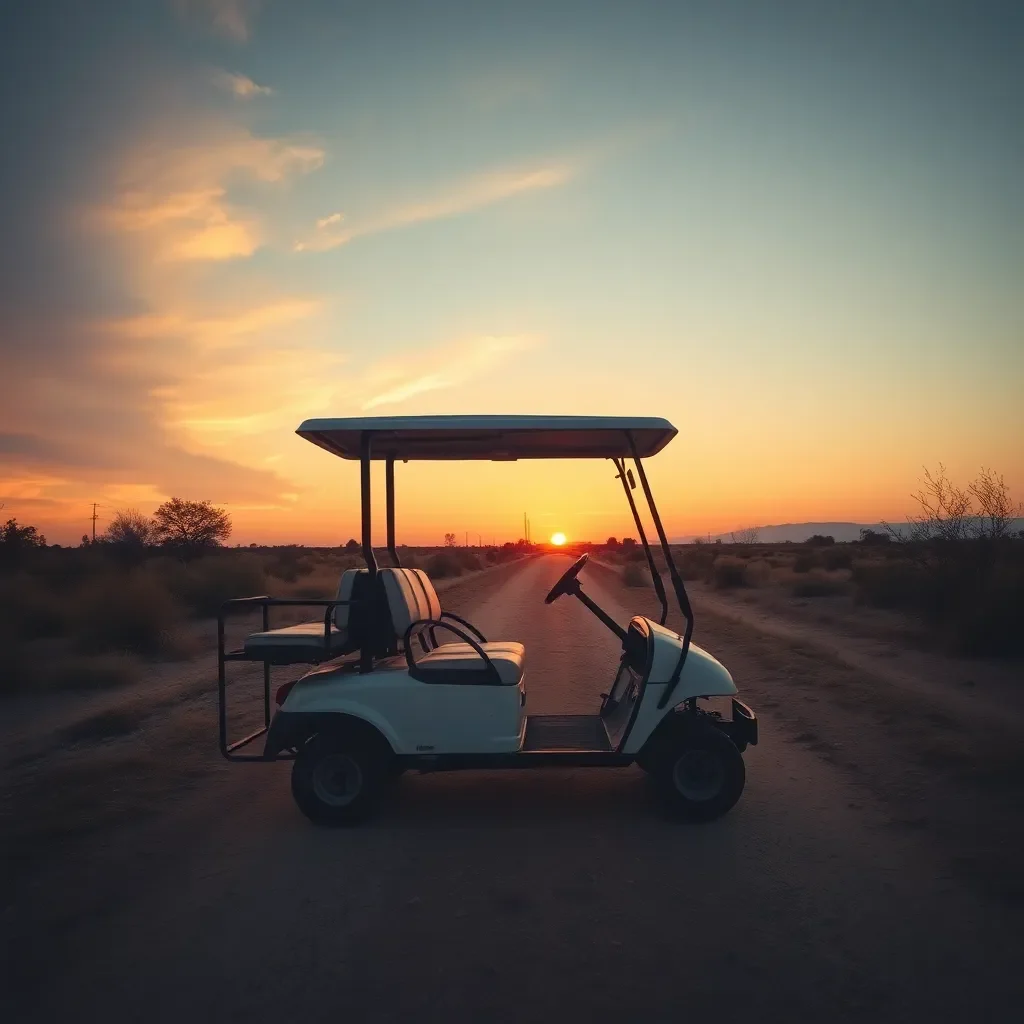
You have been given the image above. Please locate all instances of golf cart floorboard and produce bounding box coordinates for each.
[523,715,611,752]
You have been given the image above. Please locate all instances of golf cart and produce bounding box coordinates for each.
[217,416,757,824]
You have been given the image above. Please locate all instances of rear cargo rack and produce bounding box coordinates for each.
[217,596,354,761]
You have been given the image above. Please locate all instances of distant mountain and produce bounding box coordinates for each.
[674,519,1024,544]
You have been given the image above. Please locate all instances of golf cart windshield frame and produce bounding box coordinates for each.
[349,425,695,708]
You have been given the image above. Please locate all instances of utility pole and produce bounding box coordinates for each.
[524,512,527,544]
[91,502,99,543]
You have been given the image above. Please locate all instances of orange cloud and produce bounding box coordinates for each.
[294,160,575,252]
[91,127,323,262]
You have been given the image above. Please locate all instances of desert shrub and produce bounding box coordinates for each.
[806,534,835,547]
[853,562,925,609]
[163,553,266,617]
[622,562,648,588]
[457,551,482,572]
[793,553,817,573]
[792,572,847,598]
[954,566,1024,656]
[822,547,853,571]
[0,573,70,640]
[77,571,183,655]
[678,548,714,581]
[744,558,773,587]
[266,548,312,583]
[711,556,747,589]
[426,551,462,579]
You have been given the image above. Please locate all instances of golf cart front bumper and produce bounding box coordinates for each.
[721,699,758,752]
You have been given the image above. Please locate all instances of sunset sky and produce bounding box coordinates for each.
[1,1,1021,546]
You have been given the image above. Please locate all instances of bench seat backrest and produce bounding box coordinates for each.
[379,568,442,639]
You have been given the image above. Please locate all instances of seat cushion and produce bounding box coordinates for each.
[244,622,350,661]
[416,641,525,686]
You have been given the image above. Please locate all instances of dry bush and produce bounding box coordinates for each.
[744,558,773,587]
[793,553,817,573]
[792,572,847,598]
[822,547,853,571]
[622,562,649,588]
[457,551,482,572]
[711,556,747,589]
[161,553,266,617]
[0,573,70,640]
[853,562,923,609]
[426,551,462,579]
[265,547,313,582]
[678,547,715,581]
[77,571,183,656]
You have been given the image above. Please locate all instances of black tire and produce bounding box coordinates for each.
[653,725,746,822]
[291,733,385,826]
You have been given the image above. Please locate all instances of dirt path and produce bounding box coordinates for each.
[4,555,1023,1023]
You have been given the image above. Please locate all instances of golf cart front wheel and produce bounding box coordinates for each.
[656,727,745,822]
[291,734,383,826]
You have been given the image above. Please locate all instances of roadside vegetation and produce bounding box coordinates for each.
[598,467,1023,658]
[0,500,526,696]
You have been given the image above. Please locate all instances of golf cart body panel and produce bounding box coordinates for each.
[278,660,527,755]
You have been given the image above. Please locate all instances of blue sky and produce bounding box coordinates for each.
[1,0,1021,543]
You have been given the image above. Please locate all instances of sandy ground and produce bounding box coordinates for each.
[3,554,1023,1022]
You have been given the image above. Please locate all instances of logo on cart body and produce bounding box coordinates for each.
[416,744,435,751]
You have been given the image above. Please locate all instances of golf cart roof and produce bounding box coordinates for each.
[296,415,677,461]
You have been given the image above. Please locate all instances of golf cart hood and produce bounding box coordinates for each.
[644,620,737,701]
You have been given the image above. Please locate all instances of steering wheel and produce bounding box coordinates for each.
[544,552,590,604]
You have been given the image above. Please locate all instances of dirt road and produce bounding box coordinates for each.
[4,554,1023,1022]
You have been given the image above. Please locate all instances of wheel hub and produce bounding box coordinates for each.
[672,748,726,801]
[312,753,363,807]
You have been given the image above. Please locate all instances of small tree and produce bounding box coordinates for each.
[0,518,46,567]
[153,498,231,556]
[731,527,762,545]
[606,537,619,548]
[444,533,457,547]
[106,509,155,549]
[806,534,835,547]
[344,538,360,552]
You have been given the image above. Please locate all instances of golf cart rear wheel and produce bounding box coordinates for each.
[655,726,745,821]
[291,734,383,826]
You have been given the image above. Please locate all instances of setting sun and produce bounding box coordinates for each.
[551,532,567,546]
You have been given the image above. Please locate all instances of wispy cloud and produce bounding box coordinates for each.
[91,127,323,262]
[294,160,575,253]
[176,0,260,43]
[214,70,273,98]
[361,335,541,410]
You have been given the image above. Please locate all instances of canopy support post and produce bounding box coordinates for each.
[386,457,400,567]
[360,432,377,576]
[612,457,668,625]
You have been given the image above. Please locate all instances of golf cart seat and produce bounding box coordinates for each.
[242,568,365,663]
[379,567,526,685]
[412,640,525,685]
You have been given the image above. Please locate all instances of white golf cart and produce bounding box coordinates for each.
[218,416,757,824]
